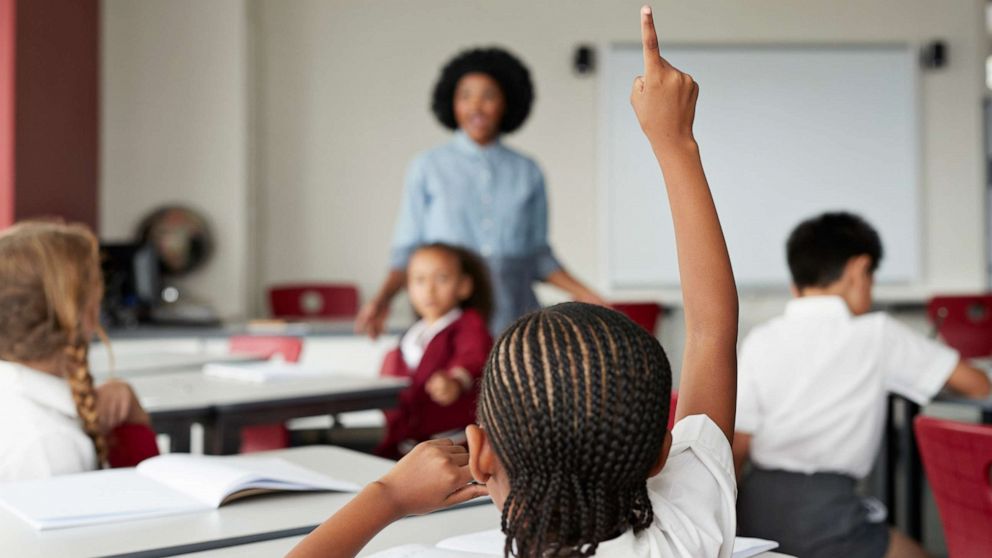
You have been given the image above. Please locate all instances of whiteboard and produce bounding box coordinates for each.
[602,45,920,288]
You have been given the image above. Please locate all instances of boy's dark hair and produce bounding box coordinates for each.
[431,47,534,134]
[478,302,671,557]
[416,243,494,324]
[786,211,883,289]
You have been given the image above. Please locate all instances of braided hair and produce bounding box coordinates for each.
[478,302,671,557]
[0,221,108,465]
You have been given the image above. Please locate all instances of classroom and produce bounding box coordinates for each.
[0,0,990,557]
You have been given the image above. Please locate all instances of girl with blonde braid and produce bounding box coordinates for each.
[0,221,157,481]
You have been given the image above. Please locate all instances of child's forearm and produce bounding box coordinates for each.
[286,483,403,558]
[654,142,737,345]
[631,6,738,440]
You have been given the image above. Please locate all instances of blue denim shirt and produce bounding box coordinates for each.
[390,131,561,333]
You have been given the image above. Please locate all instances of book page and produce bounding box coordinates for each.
[137,454,360,507]
[0,468,204,530]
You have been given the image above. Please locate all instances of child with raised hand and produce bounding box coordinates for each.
[375,243,494,459]
[0,221,157,481]
[288,6,738,557]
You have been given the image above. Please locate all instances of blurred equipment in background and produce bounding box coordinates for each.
[100,242,161,328]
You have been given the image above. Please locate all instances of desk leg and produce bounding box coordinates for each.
[884,395,897,526]
[900,398,923,542]
[151,420,192,454]
[204,419,242,455]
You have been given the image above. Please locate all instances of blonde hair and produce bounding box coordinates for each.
[0,221,108,465]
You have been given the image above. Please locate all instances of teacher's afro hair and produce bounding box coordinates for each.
[431,47,534,134]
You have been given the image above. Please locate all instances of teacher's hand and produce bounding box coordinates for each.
[355,297,390,339]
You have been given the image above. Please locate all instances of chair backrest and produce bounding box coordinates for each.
[229,335,303,363]
[927,295,992,358]
[914,415,992,558]
[611,302,664,336]
[268,283,360,319]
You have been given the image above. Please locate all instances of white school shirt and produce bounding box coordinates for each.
[400,308,463,369]
[0,360,98,481]
[736,295,959,479]
[596,414,737,558]
[369,415,737,558]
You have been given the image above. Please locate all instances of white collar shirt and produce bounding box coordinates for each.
[368,414,737,558]
[0,360,97,481]
[400,308,463,370]
[736,295,959,478]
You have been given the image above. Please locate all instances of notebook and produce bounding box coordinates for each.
[372,529,779,558]
[0,454,359,530]
[202,361,333,383]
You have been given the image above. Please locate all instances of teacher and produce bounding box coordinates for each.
[356,47,603,337]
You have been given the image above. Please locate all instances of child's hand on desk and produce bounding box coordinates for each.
[426,371,465,406]
[374,439,488,516]
[96,380,150,433]
[630,5,698,152]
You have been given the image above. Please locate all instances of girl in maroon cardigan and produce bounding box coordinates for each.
[375,243,494,459]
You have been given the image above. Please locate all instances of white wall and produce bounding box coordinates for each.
[102,0,990,325]
[101,0,250,320]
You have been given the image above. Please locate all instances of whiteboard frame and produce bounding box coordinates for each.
[598,42,925,293]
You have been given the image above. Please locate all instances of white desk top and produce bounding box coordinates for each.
[130,370,409,414]
[0,446,399,558]
[90,351,263,379]
[174,521,795,558]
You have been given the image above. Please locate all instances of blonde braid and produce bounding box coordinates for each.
[64,337,107,466]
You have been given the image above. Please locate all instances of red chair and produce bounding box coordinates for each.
[927,295,992,358]
[229,335,304,362]
[268,284,359,319]
[611,302,664,336]
[915,415,992,557]
[229,336,305,453]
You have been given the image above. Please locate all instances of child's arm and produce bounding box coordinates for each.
[631,6,738,442]
[944,361,992,399]
[286,440,488,558]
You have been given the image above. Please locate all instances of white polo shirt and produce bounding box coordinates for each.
[736,295,959,479]
[371,414,737,558]
[400,308,463,369]
[596,414,737,558]
[0,360,98,481]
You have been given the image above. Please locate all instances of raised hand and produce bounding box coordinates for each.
[630,5,698,152]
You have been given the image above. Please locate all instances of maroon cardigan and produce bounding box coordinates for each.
[375,308,493,459]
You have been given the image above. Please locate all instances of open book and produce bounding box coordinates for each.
[372,529,779,558]
[0,454,359,530]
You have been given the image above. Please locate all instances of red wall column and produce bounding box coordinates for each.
[14,0,98,229]
[0,0,14,229]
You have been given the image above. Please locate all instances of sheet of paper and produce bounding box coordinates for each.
[732,537,780,558]
[202,362,333,383]
[367,545,493,558]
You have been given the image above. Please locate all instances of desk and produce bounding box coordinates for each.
[0,446,394,558]
[132,371,408,453]
[90,352,263,379]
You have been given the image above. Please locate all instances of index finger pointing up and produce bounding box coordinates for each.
[640,5,665,74]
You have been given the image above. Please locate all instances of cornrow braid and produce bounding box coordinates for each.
[64,338,107,465]
[478,302,671,557]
